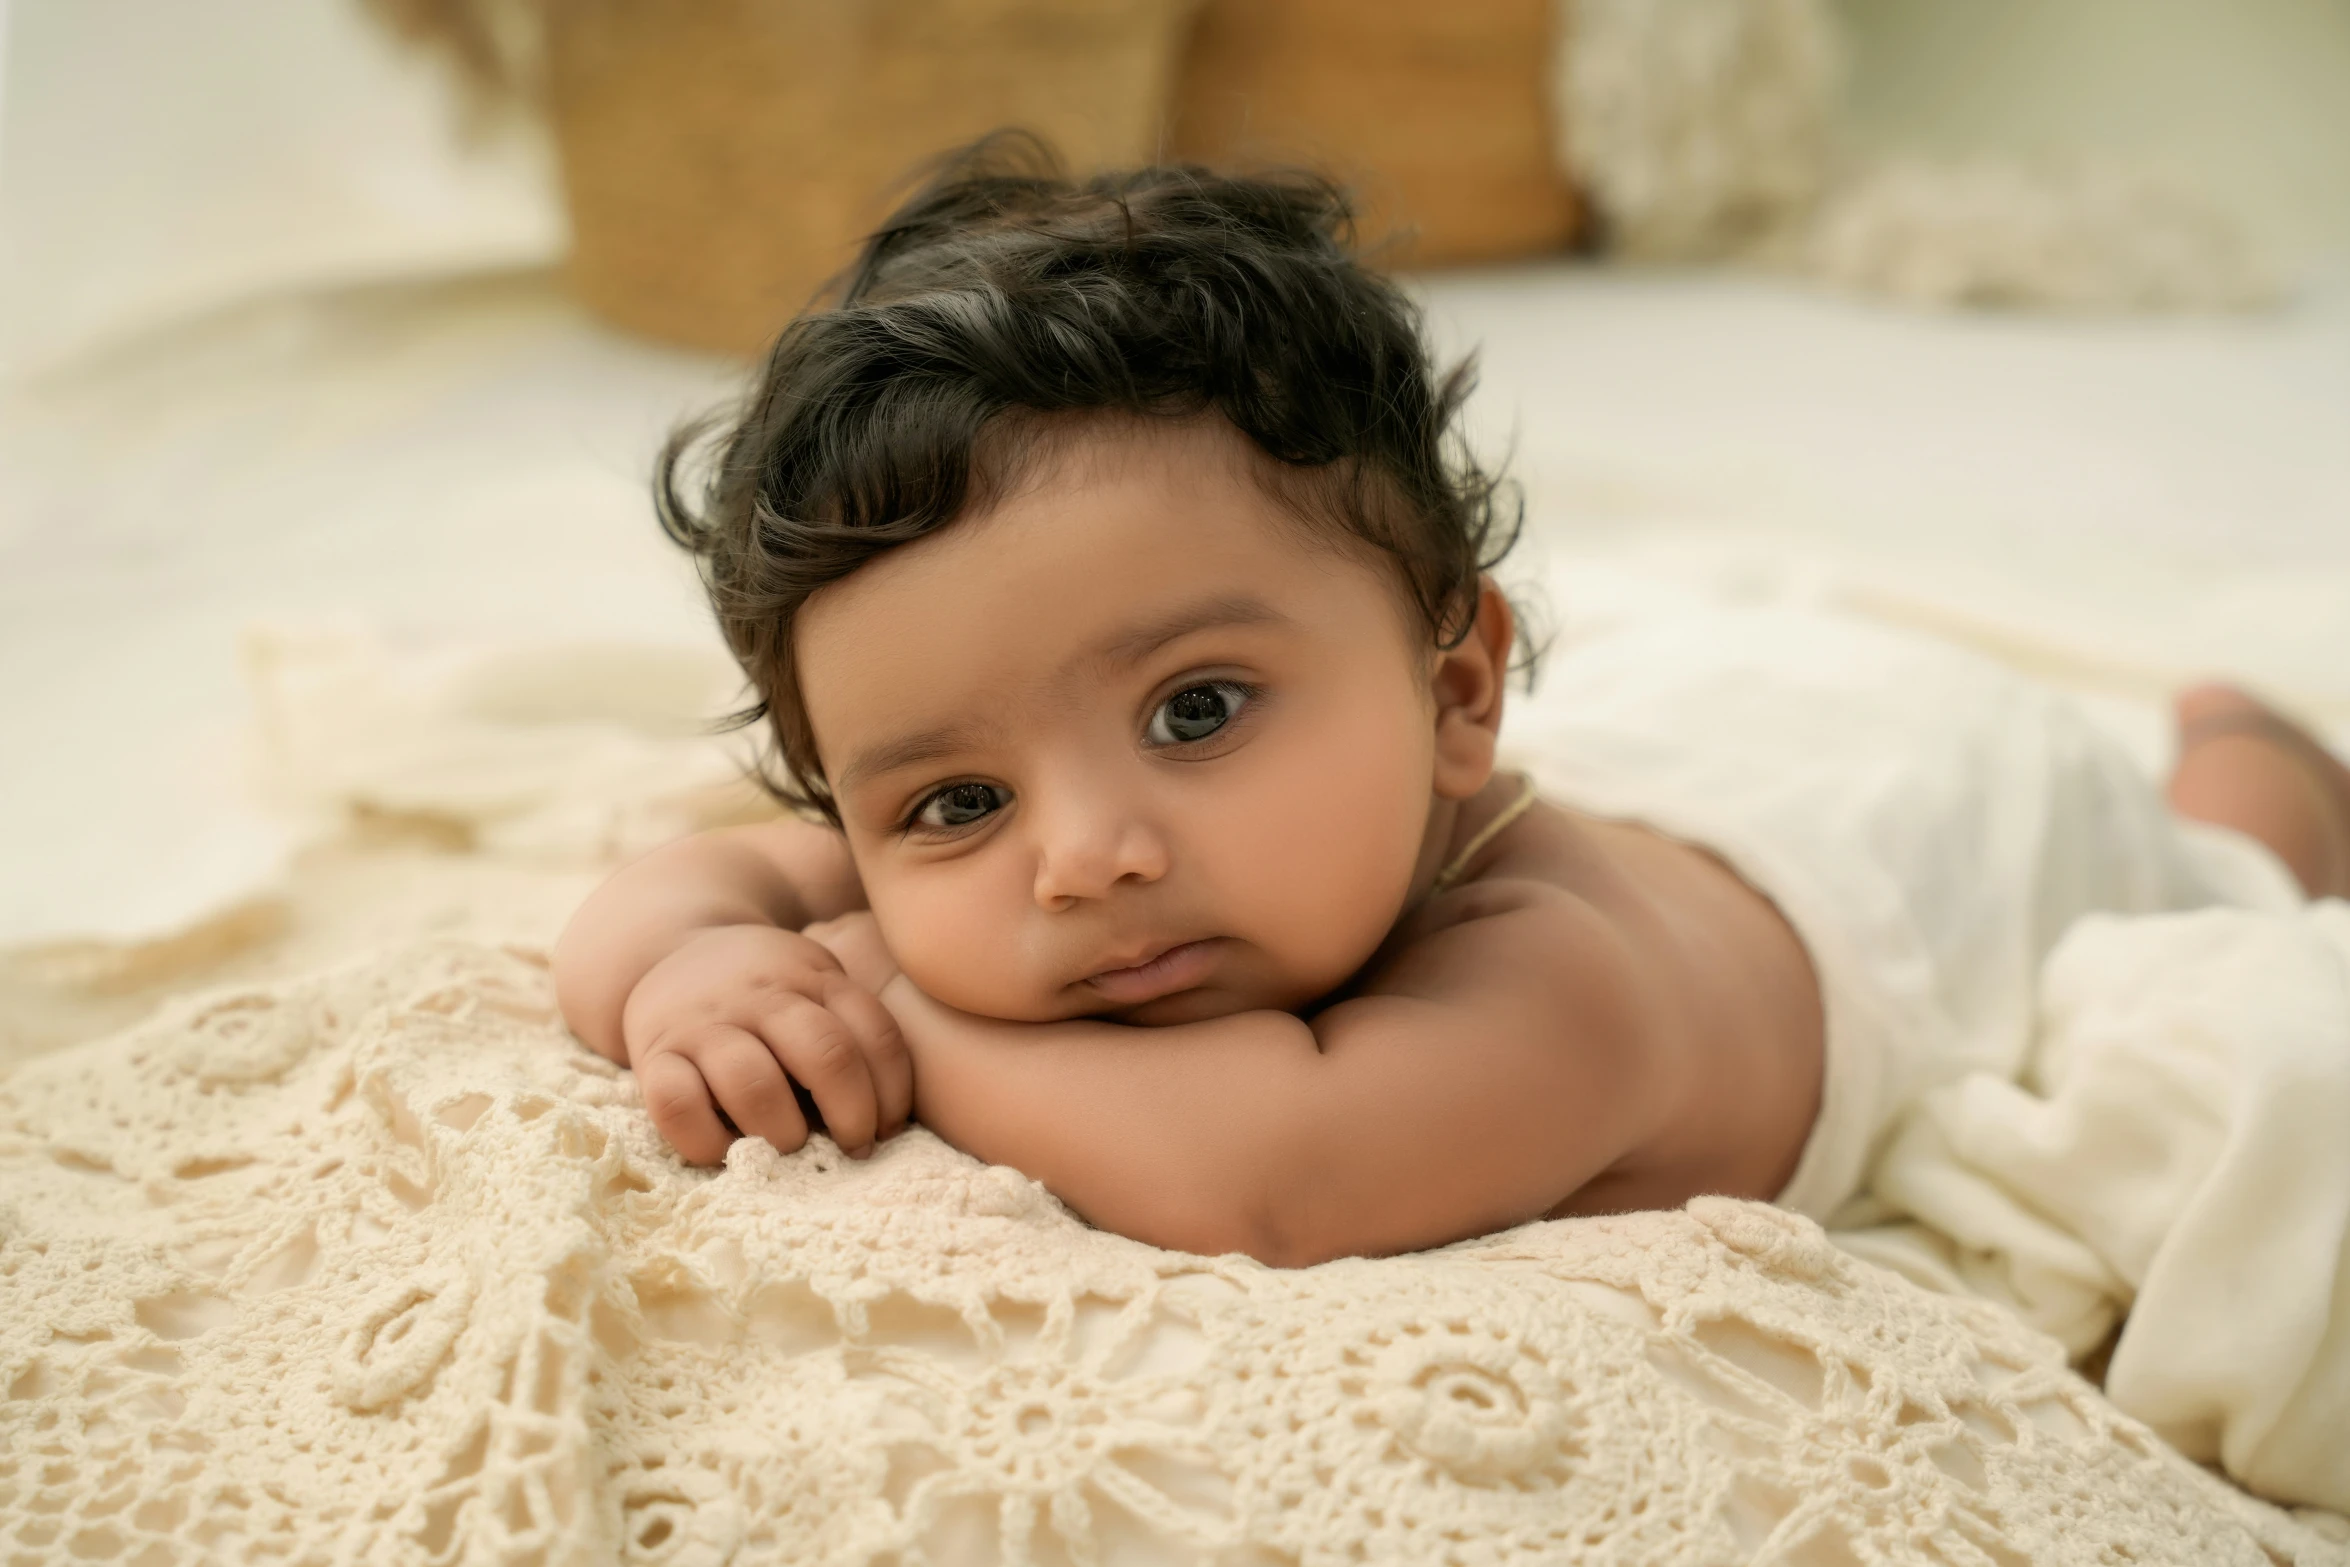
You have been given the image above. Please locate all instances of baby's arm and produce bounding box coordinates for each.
[850,892,1683,1266]
[552,821,910,1163]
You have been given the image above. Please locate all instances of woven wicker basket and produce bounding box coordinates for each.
[545,0,1196,354]
[1169,0,1579,268]
[544,0,1576,353]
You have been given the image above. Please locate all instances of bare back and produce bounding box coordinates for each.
[1365,773,1826,1219]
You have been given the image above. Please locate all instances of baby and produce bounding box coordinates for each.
[552,144,2350,1268]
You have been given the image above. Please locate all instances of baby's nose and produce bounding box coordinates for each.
[1030,805,1171,908]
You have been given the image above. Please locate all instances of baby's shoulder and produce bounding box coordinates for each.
[1377,806,1663,1006]
[1356,794,1825,1208]
[1390,793,1820,1066]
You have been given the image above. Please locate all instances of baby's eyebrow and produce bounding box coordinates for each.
[835,722,985,796]
[1090,594,1289,669]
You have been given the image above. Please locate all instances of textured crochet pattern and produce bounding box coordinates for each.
[3,941,2343,1567]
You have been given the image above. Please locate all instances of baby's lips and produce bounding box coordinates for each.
[1082,937,1223,1006]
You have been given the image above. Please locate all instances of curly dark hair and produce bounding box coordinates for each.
[657,133,1527,823]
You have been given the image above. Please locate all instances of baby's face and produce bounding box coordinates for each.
[795,418,1464,1024]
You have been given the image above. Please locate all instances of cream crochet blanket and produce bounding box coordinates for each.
[4,938,2345,1566]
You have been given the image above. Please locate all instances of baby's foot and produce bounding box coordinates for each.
[2169,683,2350,899]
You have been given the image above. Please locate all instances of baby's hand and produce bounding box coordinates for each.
[620,923,910,1165]
[799,911,899,998]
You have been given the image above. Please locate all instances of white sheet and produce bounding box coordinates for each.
[1498,605,2305,1222]
[1843,901,2350,1514]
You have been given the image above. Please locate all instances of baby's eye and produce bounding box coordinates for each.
[1146,681,1250,746]
[913,781,1008,830]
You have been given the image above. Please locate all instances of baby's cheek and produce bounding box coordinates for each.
[865,879,1065,1022]
[1210,750,1427,996]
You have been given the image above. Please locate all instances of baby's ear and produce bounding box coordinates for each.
[1429,578,1514,801]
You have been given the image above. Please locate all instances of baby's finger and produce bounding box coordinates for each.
[697,1025,810,1155]
[824,978,912,1139]
[761,995,879,1155]
[636,1050,732,1167]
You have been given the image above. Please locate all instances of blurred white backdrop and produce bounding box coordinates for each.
[0,0,561,378]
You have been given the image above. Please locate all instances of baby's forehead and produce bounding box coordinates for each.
[980,413,1411,588]
[828,416,1346,599]
[798,451,1410,698]
[975,409,1277,510]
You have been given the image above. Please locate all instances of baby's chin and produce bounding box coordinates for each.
[907,938,1372,1028]
[917,974,1299,1028]
[1096,984,1275,1028]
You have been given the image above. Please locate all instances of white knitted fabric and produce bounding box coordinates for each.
[1787,159,2278,312]
[5,940,2345,1566]
[1555,0,1842,260]
[1552,0,2277,311]
[242,624,765,867]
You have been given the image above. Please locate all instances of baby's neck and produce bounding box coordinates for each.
[1407,772,1530,907]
